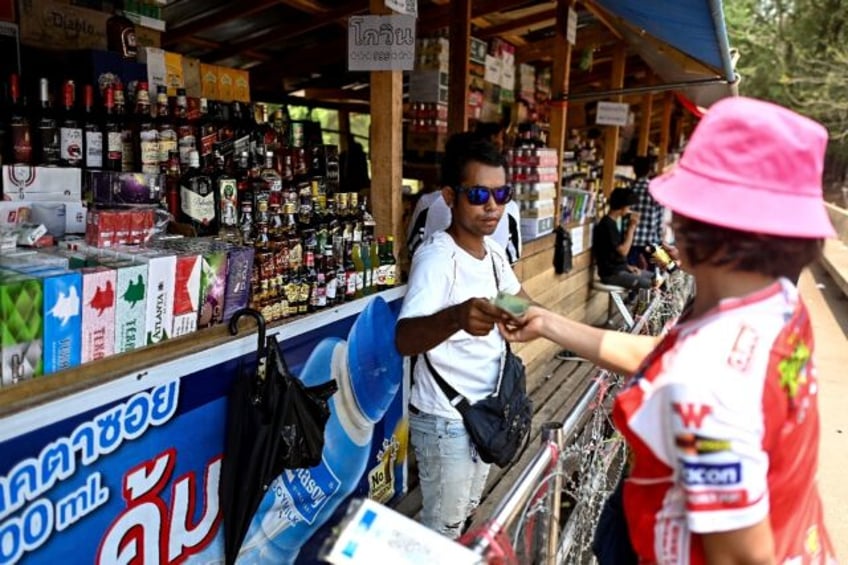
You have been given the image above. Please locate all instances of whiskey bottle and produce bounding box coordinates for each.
[178,150,219,236]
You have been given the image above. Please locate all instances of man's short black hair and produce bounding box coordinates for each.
[440,133,506,187]
[632,156,652,178]
[474,121,504,139]
[608,188,635,211]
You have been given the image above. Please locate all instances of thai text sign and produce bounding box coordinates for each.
[596,101,630,126]
[348,15,416,71]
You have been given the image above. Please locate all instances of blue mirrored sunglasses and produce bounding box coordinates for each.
[453,185,513,206]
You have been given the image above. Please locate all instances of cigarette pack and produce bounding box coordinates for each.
[0,269,42,385]
[98,259,147,353]
[170,252,201,338]
[113,247,176,345]
[80,266,116,363]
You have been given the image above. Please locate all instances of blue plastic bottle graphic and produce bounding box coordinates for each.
[235,297,403,564]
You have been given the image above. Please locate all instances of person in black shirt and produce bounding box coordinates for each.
[592,188,654,289]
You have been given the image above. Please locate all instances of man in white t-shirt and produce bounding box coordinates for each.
[395,135,532,540]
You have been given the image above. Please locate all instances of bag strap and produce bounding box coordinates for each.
[422,353,473,415]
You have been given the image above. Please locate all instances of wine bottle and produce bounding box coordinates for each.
[37,78,60,166]
[83,85,103,170]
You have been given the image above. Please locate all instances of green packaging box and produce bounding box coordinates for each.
[99,259,148,354]
[0,269,43,385]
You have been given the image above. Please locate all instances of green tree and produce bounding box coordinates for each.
[725,0,848,188]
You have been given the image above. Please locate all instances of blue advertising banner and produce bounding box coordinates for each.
[0,290,408,565]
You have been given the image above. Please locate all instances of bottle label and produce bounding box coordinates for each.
[121,27,138,58]
[85,130,103,168]
[385,265,397,287]
[355,272,364,292]
[121,129,134,171]
[60,127,83,164]
[178,133,196,165]
[11,124,32,163]
[345,272,356,296]
[200,131,216,158]
[218,178,238,227]
[181,182,216,225]
[40,125,60,164]
[158,134,177,163]
[265,465,341,528]
[375,265,387,286]
[325,278,337,301]
[107,132,123,161]
[140,136,160,174]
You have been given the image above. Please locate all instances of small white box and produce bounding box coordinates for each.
[521,216,555,239]
[2,166,82,202]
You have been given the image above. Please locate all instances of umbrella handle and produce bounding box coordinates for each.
[229,308,267,360]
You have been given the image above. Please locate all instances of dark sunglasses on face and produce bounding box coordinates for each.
[453,184,513,206]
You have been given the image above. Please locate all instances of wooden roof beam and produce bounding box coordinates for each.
[163,0,280,46]
[420,0,548,34]
[204,0,367,64]
[475,7,556,40]
[277,0,330,14]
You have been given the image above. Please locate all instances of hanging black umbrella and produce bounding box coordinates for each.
[220,308,338,565]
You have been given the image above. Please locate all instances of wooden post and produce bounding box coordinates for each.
[448,0,471,135]
[637,92,653,156]
[601,44,626,197]
[549,0,575,219]
[369,0,404,248]
[338,110,351,152]
[658,91,674,171]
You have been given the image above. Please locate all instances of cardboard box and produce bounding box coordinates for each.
[30,268,82,374]
[99,259,147,353]
[80,266,116,363]
[2,166,82,202]
[0,202,32,228]
[233,69,250,103]
[19,0,108,51]
[200,63,218,100]
[520,216,555,240]
[117,248,175,345]
[135,25,161,49]
[182,56,201,98]
[217,66,234,102]
[0,269,42,385]
[220,243,253,322]
[170,252,201,338]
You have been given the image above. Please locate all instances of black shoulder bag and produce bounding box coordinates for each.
[422,254,533,467]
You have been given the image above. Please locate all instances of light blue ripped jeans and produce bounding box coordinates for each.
[409,409,490,540]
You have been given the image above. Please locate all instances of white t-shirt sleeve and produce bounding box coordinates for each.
[665,336,770,534]
[398,243,453,321]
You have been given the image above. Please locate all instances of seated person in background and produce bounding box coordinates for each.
[474,121,506,151]
[593,188,654,290]
[406,132,522,264]
[626,155,666,270]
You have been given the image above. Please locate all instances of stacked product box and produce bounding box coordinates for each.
[6,263,83,375]
[97,258,148,354]
[79,266,117,363]
[150,237,254,326]
[112,247,177,346]
[170,251,202,338]
[0,269,43,385]
[507,147,560,240]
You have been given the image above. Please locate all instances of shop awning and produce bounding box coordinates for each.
[588,0,737,108]
[593,0,735,82]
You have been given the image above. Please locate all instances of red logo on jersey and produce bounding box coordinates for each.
[672,403,712,429]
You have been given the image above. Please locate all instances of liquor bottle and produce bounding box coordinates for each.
[9,74,32,165]
[164,150,181,218]
[271,108,289,149]
[323,244,337,306]
[382,235,398,288]
[103,86,123,171]
[114,83,134,172]
[83,85,103,170]
[231,102,251,158]
[178,150,219,236]
[259,150,282,193]
[135,82,159,175]
[198,98,216,166]
[107,1,138,60]
[58,80,83,167]
[175,88,195,171]
[368,236,380,294]
[343,240,357,301]
[155,85,177,172]
[37,78,60,166]
[239,201,254,245]
[215,152,239,241]
[646,243,678,273]
[351,241,365,299]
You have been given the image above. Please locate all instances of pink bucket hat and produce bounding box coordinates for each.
[649,96,836,238]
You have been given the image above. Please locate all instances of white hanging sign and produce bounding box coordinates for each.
[384,0,417,16]
[348,15,416,71]
[596,101,630,126]
[567,6,578,45]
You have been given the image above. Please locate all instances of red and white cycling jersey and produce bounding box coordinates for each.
[613,279,837,564]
